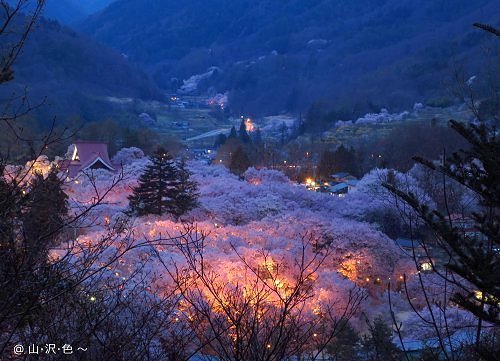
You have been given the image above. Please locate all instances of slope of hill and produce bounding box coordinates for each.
[43,0,84,24]
[42,0,117,24]
[80,0,499,116]
[1,16,163,126]
[79,0,117,14]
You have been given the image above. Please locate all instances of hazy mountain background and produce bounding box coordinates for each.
[43,0,117,23]
[1,13,161,127]
[6,0,117,24]
[80,0,500,116]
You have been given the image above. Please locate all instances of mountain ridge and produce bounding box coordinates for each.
[1,14,163,126]
[81,0,499,115]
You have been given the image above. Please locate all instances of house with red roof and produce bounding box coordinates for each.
[60,141,117,178]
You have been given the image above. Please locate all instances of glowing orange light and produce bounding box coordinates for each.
[274,279,285,288]
[264,258,275,272]
[267,344,272,349]
[365,277,370,282]
[245,118,255,132]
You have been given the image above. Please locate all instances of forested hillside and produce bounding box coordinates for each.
[0,15,162,127]
[81,0,499,115]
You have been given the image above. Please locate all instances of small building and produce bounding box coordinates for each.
[447,214,486,241]
[60,141,116,178]
[395,237,434,271]
[191,148,216,162]
[346,179,359,191]
[329,182,349,197]
[394,238,426,256]
[329,173,359,195]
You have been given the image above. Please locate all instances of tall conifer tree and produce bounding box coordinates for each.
[128,148,179,216]
[239,119,251,143]
[23,169,68,248]
[228,126,237,139]
[173,159,199,218]
[229,146,251,177]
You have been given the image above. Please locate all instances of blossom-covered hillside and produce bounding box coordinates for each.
[57,150,422,326]
[9,148,474,342]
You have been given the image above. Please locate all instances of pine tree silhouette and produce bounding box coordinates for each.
[128,148,179,216]
[361,317,402,361]
[23,169,68,247]
[239,119,251,143]
[173,159,199,218]
[228,126,237,139]
[229,146,251,177]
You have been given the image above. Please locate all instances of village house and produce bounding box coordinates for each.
[59,140,117,178]
[325,172,359,197]
[395,237,434,272]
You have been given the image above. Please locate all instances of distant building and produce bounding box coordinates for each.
[326,172,359,196]
[60,141,117,178]
[446,214,486,241]
[191,148,216,163]
[395,237,434,272]
[345,179,359,191]
[329,182,349,197]
[395,238,424,254]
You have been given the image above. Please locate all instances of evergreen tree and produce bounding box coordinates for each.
[361,317,401,361]
[128,148,179,216]
[384,121,500,356]
[214,133,227,148]
[0,170,23,278]
[228,126,237,139]
[23,169,68,247]
[239,119,251,143]
[229,146,251,177]
[173,159,199,218]
[327,322,360,361]
[1,168,68,312]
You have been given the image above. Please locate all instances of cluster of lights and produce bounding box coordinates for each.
[305,178,316,186]
[245,118,255,132]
